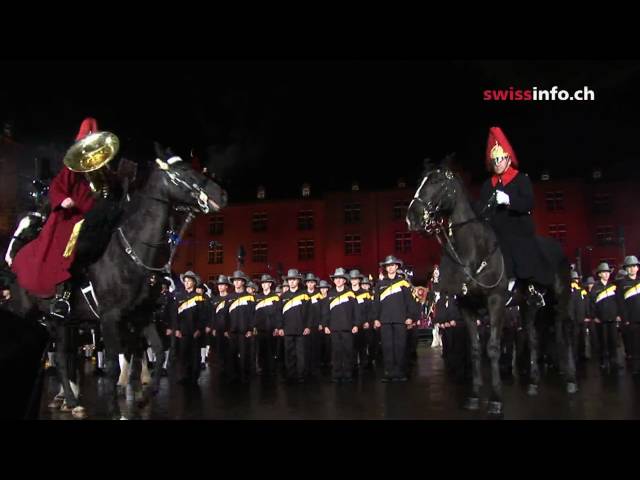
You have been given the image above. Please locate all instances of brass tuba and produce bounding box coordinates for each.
[63,131,120,197]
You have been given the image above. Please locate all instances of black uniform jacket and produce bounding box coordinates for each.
[254,292,282,332]
[589,280,619,322]
[280,289,311,335]
[372,276,419,324]
[618,277,640,324]
[322,288,360,331]
[175,290,207,334]
[226,290,256,334]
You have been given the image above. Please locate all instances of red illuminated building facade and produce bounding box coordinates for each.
[172,174,640,285]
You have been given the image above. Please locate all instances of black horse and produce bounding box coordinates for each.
[4,155,227,419]
[406,158,575,417]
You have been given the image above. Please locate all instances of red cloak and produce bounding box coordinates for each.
[11,166,95,298]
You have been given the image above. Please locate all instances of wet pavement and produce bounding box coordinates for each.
[40,342,640,420]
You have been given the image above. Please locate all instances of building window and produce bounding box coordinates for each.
[252,242,268,263]
[548,224,567,244]
[344,203,361,224]
[345,234,361,256]
[545,191,564,211]
[395,231,412,253]
[298,210,314,231]
[209,215,224,235]
[595,225,616,246]
[252,212,268,232]
[593,192,612,214]
[393,200,410,220]
[298,239,315,261]
[208,242,223,264]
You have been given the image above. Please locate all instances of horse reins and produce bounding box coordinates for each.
[415,170,505,290]
[116,162,211,274]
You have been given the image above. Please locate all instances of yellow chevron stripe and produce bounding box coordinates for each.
[256,295,280,310]
[177,295,205,314]
[596,285,616,303]
[380,280,410,302]
[624,284,640,300]
[356,292,372,303]
[283,293,309,314]
[330,291,355,310]
[229,294,255,312]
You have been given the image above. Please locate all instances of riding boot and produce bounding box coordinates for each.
[163,350,170,370]
[526,283,546,308]
[147,347,155,364]
[70,381,80,399]
[50,282,72,319]
[141,356,152,385]
[118,354,129,387]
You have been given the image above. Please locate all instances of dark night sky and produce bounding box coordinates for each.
[2,60,640,199]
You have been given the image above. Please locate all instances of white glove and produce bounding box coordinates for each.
[496,190,510,205]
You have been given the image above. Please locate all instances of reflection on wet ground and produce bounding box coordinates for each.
[41,343,640,420]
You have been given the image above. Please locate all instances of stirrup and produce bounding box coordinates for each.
[50,291,71,319]
[527,284,546,308]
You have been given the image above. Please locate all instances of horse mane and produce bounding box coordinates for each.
[128,158,156,192]
[421,153,457,177]
[422,157,436,177]
[420,154,480,218]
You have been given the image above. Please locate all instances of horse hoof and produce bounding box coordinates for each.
[487,401,503,417]
[464,397,480,410]
[527,384,539,396]
[59,402,74,413]
[48,398,63,409]
[566,382,578,394]
[71,406,87,419]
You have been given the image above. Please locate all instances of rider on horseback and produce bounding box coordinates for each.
[9,117,125,318]
[477,126,553,303]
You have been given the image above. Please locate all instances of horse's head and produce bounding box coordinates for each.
[154,156,227,214]
[406,157,459,234]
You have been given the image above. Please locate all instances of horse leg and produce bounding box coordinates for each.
[125,350,143,418]
[564,320,578,393]
[523,305,540,395]
[487,292,506,417]
[128,352,142,397]
[553,271,578,393]
[101,316,123,419]
[143,324,165,395]
[554,313,567,375]
[54,322,78,409]
[461,308,481,410]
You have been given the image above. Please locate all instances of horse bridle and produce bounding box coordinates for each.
[412,169,504,290]
[117,157,220,273]
[411,169,457,235]
[157,156,220,215]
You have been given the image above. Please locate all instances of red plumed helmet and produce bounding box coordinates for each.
[485,126,518,170]
[75,117,99,141]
